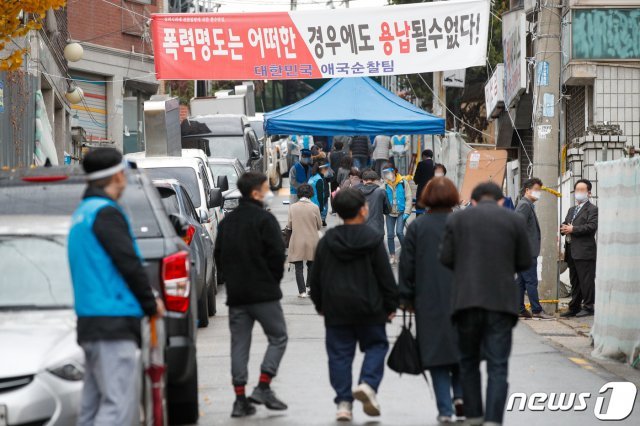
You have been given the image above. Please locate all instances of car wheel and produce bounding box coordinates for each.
[270,167,283,191]
[197,285,209,328]
[207,270,217,317]
[167,352,199,425]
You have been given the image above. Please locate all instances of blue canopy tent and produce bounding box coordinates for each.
[264,77,444,136]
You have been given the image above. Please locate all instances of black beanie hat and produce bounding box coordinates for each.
[82,148,124,180]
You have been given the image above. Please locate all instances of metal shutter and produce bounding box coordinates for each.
[71,73,107,142]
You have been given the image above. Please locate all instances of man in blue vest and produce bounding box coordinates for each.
[68,148,164,426]
[289,148,313,204]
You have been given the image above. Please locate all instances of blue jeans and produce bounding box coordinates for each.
[429,364,464,417]
[517,257,542,313]
[325,324,389,404]
[321,201,328,221]
[352,156,369,170]
[456,308,515,424]
[385,215,405,255]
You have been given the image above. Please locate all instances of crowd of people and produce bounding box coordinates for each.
[68,138,599,425]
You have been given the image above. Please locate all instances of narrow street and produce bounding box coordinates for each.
[191,188,640,425]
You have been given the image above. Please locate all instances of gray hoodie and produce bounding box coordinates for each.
[359,183,391,233]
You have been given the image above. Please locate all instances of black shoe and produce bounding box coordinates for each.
[519,309,533,319]
[231,399,256,417]
[560,310,579,318]
[322,220,327,227]
[575,309,594,318]
[249,387,288,410]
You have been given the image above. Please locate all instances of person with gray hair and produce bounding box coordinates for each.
[359,169,390,234]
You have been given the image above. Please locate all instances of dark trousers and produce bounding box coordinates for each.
[429,364,463,417]
[374,159,388,176]
[566,247,596,312]
[456,308,515,424]
[352,155,369,170]
[293,261,313,294]
[229,301,288,386]
[517,257,542,313]
[325,324,389,404]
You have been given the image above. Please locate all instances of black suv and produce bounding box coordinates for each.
[0,166,201,425]
[181,114,264,173]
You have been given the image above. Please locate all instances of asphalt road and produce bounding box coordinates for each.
[189,188,640,425]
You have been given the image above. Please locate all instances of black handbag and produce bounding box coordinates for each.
[282,227,292,248]
[387,311,430,384]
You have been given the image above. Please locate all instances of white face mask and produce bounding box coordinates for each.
[530,190,542,201]
[434,172,445,177]
[575,192,588,203]
[263,191,275,207]
[384,172,394,181]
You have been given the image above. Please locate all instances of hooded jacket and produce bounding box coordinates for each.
[359,183,391,232]
[309,224,398,326]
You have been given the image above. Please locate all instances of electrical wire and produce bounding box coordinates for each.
[37,70,158,84]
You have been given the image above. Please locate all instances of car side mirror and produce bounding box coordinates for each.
[198,209,209,224]
[168,214,188,238]
[209,188,223,208]
[216,175,229,192]
[250,150,260,160]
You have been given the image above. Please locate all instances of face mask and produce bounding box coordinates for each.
[301,157,311,165]
[384,172,394,181]
[434,172,444,177]
[530,190,542,201]
[575,192,588,203]
[263,191,275,207]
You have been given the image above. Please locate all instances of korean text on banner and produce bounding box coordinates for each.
[151,0,491,80]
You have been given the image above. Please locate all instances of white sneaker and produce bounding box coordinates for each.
[353,382,380,416]
[437,416,454,424]
[298,293,308,298]
[336,401,353,421]
[389,255,396,265]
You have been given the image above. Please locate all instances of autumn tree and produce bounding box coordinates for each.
[0,0,67,71]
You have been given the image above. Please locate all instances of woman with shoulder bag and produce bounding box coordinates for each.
[398,177,464,424]
[287,184,322,298]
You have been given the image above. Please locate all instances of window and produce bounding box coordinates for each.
[141,167,201,208]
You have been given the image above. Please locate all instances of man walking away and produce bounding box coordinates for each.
[515,178,554,320]
[68,148,164,426]
[350,135,372,170]
[560,179,598,318]
[440,183,532,426]
[309,189,398,422]
[289,149,313,204]
[413,149,435,212]
[372,135,392,176]
[214,172,288,418]
[329,141,347,195]
[359,169,390,234]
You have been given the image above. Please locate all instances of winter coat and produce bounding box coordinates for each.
[309,225,398,326]
[287,198,322,263]
[439,200,532,318]
[329,150,347,182]
[413,159,435,203]
[350,135,371,158]
[359,183,391,233]
[340,175,362,190]
[215,198,286,306]
[372,135,392,160]
[385,174,413,217]
[399,212,459,368]
[515,196,541,256]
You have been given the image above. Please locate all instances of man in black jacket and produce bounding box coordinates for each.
[350,135,372,170]
[68,149,163,426]
[359,169,391,234]
[309,188,398,422]
[214,172,288,418]
[440,182,531,426]
[413,149,435,210]
[560,179,599,318]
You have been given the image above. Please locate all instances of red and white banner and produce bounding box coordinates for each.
[151,0,490,80]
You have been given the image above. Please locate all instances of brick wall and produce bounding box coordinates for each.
[68,0,162,53]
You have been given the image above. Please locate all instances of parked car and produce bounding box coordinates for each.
[180,114,264,173]
[248,114,265,144]
[207,158,244,214]
[0,166,204,425]
[154,178,217,319]
[265,135,291,190]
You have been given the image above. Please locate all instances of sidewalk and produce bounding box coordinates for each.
[521,304,640,387]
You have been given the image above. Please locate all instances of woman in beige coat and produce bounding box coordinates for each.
[287,184,322,297]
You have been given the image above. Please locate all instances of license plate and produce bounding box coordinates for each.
[0,405,7,426]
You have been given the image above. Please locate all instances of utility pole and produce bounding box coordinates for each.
[433,72,447,122]
[532,0,562,313]
[290,0,297,10]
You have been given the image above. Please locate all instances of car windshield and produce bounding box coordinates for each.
[250,121,264,140]
[190,136,247,161]
[0,181,162,238]
[208,163,239,190]
[0,236,73,309]
[142,167,201,208]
